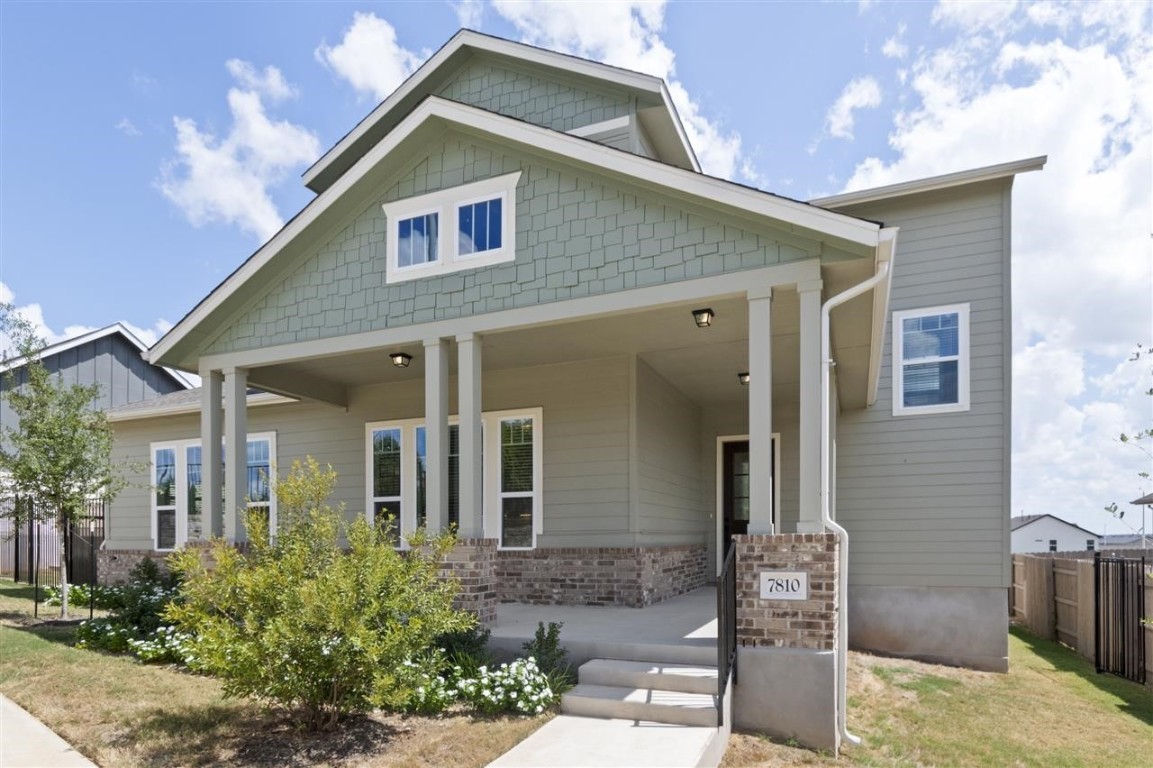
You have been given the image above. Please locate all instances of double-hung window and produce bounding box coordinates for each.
[382,172,520,283]
[151,433,277,551]
[892,304,970,415]
[366,408,542,549]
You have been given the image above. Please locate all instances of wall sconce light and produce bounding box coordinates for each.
[390,352,413,369]
[692,307,715,328]
[737,371,750,385]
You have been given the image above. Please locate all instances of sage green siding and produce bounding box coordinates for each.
[204,133,818,356]
[833,180,1011,590]
[437,58,633,134]
[107,357,634,550]
[634,359,705,546]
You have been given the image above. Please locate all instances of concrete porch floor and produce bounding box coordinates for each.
[488,587,718,667]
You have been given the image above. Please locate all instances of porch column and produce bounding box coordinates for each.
[424,338,449,533]
[797,279,824,533]
[748,288,774,534]
[200,369,223,538]
[223,367,248,543]
[457,333,484,539]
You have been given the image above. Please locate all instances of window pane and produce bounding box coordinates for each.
[501,418,534,493]
[448,425,460,528]
[458,205,475,255]
[374,501,401,545]
[416,427,427,529]
[186,446,203,541]
[399,213,438,267]
[247,439,271,504]
[903,313,959,360]
[157,509,176,550]
[399,218,412,267]
[488,198,502,249]
[155,448,176,507]
[373,429,402,497]
[903,361,959,407]
[475,200,488,251]
[501,496,533,547]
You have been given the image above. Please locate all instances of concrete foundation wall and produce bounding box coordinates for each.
[848,585,1009,671]
[733,646,838,753]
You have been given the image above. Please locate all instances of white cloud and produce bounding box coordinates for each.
[157,60,320,241]
[315,12,424,102]
[882,23,909,60]
[116,118,141,137]
[932,0,1020,33]
[824,76,882,140]
[843,3,1153,531]
[490,0,753,182]
[0,281,172,359]
[453,0,485,29]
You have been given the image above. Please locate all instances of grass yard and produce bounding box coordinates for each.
[725,627,1153,767]
[0,579,547,767]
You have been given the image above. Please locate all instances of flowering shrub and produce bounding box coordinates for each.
[457,657,557,716]
[76,618,132,653]
[72,558,183,663]
[44,584,126,610]
[127,625,194,664]
[399,651,461,715]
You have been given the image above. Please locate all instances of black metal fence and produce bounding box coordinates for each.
[716,540,738,726]
[1094,553,1147,685]
[0,497,106,589]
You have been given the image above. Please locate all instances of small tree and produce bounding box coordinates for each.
[0,305,124,616]
[166,457,473,730]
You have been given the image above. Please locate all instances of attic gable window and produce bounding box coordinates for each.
[382,171,521,284]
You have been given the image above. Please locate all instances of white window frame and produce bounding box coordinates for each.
[150,432,277,551]
[382,171,521,284]
[892,303,970,416]
[365,407,543,550]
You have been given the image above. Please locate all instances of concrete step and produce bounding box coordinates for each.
[561,684,718,727]
[578,659,719,695]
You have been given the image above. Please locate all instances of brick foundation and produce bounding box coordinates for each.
[496,544,708,607]
[439,538,498,626]
[97,549,173,585]
[734,533,838,650]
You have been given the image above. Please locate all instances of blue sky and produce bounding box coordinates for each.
[1,1,1150,535]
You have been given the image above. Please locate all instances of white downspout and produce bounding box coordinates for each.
[820,227,897,749]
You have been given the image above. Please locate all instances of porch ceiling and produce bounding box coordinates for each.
[246,266,878,410]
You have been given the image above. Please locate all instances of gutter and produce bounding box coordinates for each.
[820,227,898,749]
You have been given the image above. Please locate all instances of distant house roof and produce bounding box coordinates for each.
[105,387,294,422]
[1010,513,1099,537]
[1130,492,1153,505]
[1,323,194,389]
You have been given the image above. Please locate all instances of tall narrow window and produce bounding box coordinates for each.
[371,427,403,540]
[247,439,272,532]
[416,424,461,530]
[500,418,535,548]
[397,213,439,268]
[155,447,177,550]
[892,304,970,415]
[186,446,203,542]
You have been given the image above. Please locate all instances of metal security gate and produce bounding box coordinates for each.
[2,497,105,587]
[1094,553,1146,684]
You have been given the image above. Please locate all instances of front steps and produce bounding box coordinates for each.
[562,659,721,727]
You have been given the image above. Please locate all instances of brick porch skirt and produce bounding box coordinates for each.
[495,544,709,608]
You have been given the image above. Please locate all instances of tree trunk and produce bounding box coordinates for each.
[59,513,69,619]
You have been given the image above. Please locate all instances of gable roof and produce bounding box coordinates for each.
[2,323,194,388]
[150,96,888,370]
[303,29,699,194]
[1010,513,1099,538]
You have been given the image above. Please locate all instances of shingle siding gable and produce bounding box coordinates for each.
[205,134,817,356]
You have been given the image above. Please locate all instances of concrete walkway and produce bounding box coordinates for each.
[487,715,725,768]
[0,695,95,767]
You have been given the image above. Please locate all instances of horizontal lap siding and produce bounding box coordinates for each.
[107,358,632,550]
[834,181,1011,589]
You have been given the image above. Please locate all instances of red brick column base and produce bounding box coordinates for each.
[440,538,498,626]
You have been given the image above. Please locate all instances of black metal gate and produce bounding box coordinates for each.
[1094,553,1146,684]
[3,497,105,587]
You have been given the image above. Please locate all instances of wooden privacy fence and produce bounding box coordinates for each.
[1011,552,1151,686]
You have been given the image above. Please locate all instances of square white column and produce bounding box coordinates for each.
[200,369,223,538]
[223,367,248,543]
[424,338,449,533]
[797,279,825,533]
[457,334,484,539]
[748,288,774,535]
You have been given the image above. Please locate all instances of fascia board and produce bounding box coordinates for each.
[153,97,880,367]
[106,392,294,423]
[303,29,668,192]
[810,156,1047,209]
[866,227,898,406]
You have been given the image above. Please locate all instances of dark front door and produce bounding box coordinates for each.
[722,441,750,548]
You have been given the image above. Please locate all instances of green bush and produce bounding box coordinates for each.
[44,583,126,610]
[435,625,493,676]
[166,457,474,730]
[73,563,183,662]
[457,658,557,715]
[523,621,573,689]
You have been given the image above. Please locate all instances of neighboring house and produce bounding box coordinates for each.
[1010,514,1099,553]
[101,29,1043,735]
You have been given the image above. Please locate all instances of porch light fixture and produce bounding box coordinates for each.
[737,371,750,385]
[692,307,715,328]
[390,352,413,369]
